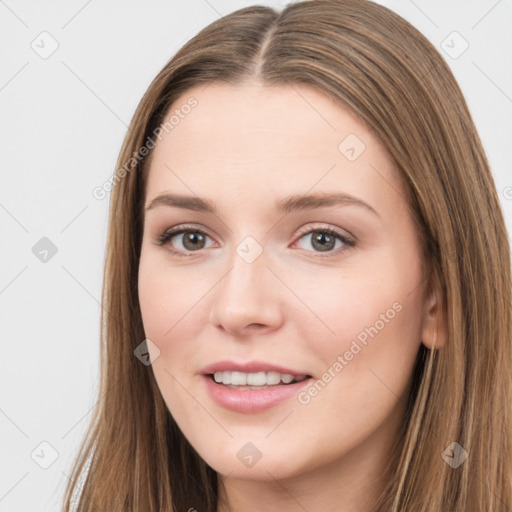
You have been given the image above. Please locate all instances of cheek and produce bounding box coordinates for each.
[138,252,200,342]
[301,259,424,391]
[295,266,414,348]
[137,251,214,402]
[137,255,195,418]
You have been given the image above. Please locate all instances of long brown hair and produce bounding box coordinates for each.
[61,0,512,510]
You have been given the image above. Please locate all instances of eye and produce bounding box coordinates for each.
[154,223,356,257]
[154,225,215,256]
[292,225,356,256]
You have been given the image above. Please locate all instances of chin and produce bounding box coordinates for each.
[196,443,302,481]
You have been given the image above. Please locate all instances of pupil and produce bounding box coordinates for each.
[313,232,334,251]
[184,232,205,250]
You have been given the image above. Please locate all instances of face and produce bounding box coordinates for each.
[138,81,431,485]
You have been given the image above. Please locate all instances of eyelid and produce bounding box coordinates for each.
[290,223,356,258]
[154,223,216,255]
[293,222,356,244]
[155,222,357,257]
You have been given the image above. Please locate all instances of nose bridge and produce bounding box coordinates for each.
[209,233,282,333]
[221,235,271,308]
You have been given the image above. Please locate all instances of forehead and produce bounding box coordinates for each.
[153,81,373,156]
[144,82,407,213]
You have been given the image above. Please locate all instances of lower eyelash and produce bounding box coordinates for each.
[304,227,355,247]
[293,227,356,257]
[155,227,209,256]
[154,226,356,257]
[156,229,192,246]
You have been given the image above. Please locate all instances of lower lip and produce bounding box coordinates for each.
[203,374,312,413]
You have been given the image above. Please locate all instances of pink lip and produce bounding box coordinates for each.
[203,374,312,413]
[201,360,309,376]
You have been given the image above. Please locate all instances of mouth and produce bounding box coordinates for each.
[203,371,314,413]
[208,371,312,390]
[200,361,314,412]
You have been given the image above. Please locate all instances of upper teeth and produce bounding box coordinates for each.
[213,371,307,386]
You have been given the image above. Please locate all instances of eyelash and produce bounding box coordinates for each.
[154,224,357,258]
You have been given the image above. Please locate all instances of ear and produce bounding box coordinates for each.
[420,278,446,350]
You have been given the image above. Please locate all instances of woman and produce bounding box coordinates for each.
[61,0,512,510]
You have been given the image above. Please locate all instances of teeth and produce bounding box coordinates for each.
[212,370,307,386]
[247,372,266,385]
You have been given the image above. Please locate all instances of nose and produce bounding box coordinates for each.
[208,244,284,337]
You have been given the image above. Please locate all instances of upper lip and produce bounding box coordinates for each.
[201,360,310,377]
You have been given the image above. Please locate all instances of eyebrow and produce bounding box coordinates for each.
[145,191,380,218]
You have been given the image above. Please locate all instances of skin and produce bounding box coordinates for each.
[138,81,443,512]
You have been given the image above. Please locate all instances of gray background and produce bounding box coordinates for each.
[1,0,511,510]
